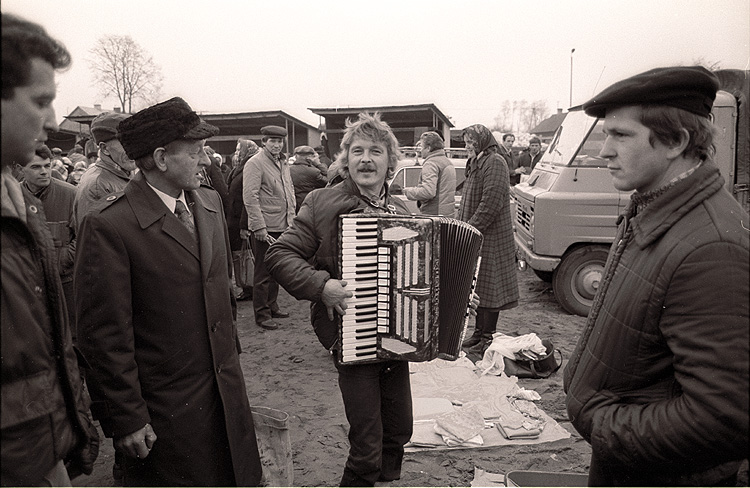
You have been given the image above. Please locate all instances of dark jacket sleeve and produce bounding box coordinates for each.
[265,195,331,303]
[74,212,151,438]
[588,241,750,467]
[208,160,230,215]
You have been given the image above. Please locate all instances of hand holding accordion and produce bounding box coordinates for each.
[338,214,482,364]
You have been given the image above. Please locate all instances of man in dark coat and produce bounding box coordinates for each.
[2,13,99,486]
[289,144,327,212]
[75,97,262,486]
[514,136,543,184]
[564,66,749,486]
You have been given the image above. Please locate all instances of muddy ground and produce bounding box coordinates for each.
[80,269,606,486]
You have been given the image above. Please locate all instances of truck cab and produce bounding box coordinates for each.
[514,87,746,316]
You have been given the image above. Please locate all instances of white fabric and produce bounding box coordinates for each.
[476,333,547,376]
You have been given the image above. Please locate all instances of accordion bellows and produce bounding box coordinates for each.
[338,214,482,364]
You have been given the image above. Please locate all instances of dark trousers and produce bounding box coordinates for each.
[251,232,281,324]
[334,357,413,486]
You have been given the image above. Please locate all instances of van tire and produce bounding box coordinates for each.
[552,245,609,316]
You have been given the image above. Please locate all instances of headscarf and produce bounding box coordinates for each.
[236,139,260,167]
[228,139,260,186]
[462,124,499,156]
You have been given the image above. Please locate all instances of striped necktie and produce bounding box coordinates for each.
[174,200,197,241]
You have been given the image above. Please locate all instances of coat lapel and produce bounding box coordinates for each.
[126,173,200,260]
[189,188,220,278]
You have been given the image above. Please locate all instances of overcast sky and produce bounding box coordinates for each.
[4,0,749,130]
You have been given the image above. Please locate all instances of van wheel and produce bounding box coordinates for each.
[552,246,609,316]
[533,269,553,283]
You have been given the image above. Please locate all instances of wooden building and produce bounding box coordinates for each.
[309,104,454,157]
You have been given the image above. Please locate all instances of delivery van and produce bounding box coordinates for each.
[514,69,749,316]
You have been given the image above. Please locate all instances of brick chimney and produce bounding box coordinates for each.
[94,104,102,110]
[114,107,122,113]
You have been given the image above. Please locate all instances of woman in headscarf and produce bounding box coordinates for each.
[458,124,519,354]
[227,138,261,300]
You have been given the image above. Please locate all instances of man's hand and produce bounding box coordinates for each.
[240,229,252,239]
[321,279,353,320]
[253,228,275,243]
[114,424,157,460]
[389,182,403,194]
[514,167,527,175]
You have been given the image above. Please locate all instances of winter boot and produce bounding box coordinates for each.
[468,308,498,356]
[461,322,483,348]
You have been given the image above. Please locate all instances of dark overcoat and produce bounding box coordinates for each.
[75,172,261,486]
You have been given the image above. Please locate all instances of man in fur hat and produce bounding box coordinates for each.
[75,97,262,486]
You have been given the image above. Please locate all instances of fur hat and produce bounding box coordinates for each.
[117,97,219,160]
[582,66,719,118]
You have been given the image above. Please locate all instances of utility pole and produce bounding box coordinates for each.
[570,48,575,108]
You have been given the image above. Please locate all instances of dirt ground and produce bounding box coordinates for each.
[80,269,601,486]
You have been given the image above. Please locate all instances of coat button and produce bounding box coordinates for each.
[34,286,43,294]
[211,321,219,332]
[216,364,222,374]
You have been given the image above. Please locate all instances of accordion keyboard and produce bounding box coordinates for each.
[340,217,390,362]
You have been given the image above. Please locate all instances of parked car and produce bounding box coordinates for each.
[388,151,466,215]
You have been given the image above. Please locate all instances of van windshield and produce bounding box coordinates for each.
[541,111,607,167]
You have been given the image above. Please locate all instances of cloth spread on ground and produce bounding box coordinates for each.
[406,356,570,451]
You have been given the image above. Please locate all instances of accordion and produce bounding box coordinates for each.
[338,214,483,364]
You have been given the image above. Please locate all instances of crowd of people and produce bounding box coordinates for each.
[2,11,748,488]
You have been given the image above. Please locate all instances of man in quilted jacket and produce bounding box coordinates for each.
[564,66,749,486]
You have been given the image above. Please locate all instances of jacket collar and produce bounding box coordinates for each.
[423,149,446,161]
[95,156,131,180]
[629,161,723,248]
[125,172,220,260]
[261,147,286,164]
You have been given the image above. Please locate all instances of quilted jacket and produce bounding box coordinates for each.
[564,161,749,485]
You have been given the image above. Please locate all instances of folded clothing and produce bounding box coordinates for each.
[494,399,545,440]
[434,404,485,443]
[495,421,543,440]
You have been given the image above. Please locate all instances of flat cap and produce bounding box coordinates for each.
[91,112,131,145]
[294,145,316,155]
[582,66,719,118]
[117,97,219,160]
[261,125,288,137]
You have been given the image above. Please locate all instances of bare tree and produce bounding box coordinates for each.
[520,99,551,133]
[88,35,163,113]
[492,100,514,132]
[492,99,551,133]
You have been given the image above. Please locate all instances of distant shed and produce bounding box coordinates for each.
[309,104,454,157]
